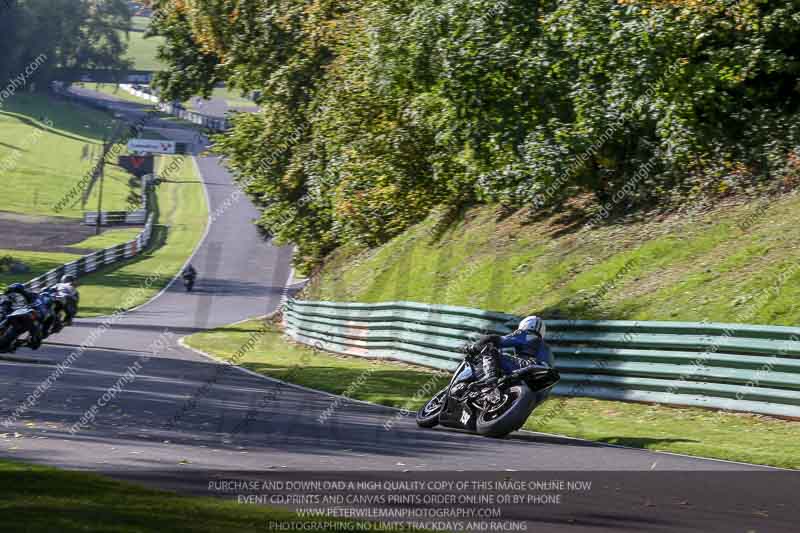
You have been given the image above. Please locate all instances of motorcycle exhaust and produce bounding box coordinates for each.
[498,364,559,388]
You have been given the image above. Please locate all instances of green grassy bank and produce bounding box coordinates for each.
[0,459,380,533]
[304,193,800,326]
[123,16,165,71]
[0,94,140,218]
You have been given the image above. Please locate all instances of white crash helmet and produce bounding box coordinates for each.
[518,315,546,338]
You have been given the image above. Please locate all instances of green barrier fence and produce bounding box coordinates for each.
[283,299,800,418]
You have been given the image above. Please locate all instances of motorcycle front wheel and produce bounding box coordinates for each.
[416,388,448,428]
[28,328,43,350]
[476,383,536,438]
[0,325,16,352]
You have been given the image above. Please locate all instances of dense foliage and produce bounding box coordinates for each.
[149,0,800,270]
[0,0,132,85]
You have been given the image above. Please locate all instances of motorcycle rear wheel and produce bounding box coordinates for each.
[416,388,448,428]
[476,383,535,438]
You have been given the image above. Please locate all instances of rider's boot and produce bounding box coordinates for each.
[476,350,500,387]
[28,324,44,350]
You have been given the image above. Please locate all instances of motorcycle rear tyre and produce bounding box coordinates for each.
[476,383,535,438]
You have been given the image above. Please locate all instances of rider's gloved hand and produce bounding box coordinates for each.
[459,342,477,357]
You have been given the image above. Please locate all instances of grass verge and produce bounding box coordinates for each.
[185,320,800,470]
[121,17,165,71]
[0,160,205,317]
[0,459,380,533]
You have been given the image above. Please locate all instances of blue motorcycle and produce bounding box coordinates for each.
[0,293,52,353]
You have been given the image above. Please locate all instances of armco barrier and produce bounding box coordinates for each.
[55,83,230,132]
[121,84,231,132]
[283,299,800,418]
[84,176,152,226]
[83,211,148,225]
[24,213,155,292]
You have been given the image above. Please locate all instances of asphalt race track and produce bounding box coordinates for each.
[1,89,798,532]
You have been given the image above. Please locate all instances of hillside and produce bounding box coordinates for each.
[0,94,140,218]
[303,191,800,326]
[122,15,165,71]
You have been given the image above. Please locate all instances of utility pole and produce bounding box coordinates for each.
[95,121,121,235]
[95,132,109,235]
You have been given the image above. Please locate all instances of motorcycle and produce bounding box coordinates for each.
[45,286,79,334]
[182,273,195,292]
[0,296,15,342]
[0,302,44,353]
[416,348,560,438]
[0,295,13,323]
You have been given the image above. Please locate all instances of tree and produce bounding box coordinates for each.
[0,0,132,83]
[148,0,800,270]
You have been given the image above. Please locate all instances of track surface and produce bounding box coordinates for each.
[1,89,797,532]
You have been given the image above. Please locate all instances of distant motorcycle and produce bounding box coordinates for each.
[416,350,560,438]
[181,265,198,292]
[182,273,195,292]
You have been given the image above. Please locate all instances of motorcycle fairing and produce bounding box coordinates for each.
[438,361,478,430]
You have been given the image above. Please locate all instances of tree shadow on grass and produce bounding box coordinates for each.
[0,141,23,151]
[598,436,700,448]
[238,361,451,409]
[0,105,105,144]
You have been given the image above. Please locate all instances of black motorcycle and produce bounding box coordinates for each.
[0,302,44,353]
[182,273,195,292]
[417,350,560,438]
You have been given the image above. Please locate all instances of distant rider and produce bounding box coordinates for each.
[182,264,197,281]
[52,274,80,326]
[462,315,553,386]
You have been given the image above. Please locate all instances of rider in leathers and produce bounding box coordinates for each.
[3,283,50,347]
[4,283,38,309]
[52,275,80,326]
[463,315,552,385]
